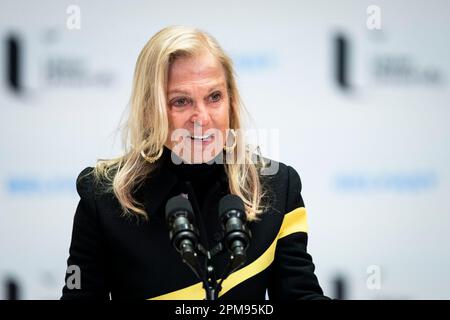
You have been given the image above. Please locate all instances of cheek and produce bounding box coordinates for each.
[213,103,230,129]
[168,111,189,130]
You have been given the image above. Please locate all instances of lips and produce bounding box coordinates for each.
[188,133,214,141]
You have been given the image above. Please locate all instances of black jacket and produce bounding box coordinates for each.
[61,149,328,300]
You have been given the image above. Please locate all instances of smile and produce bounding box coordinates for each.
[189,133,214,141]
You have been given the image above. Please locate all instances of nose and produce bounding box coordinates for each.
[190,102,210,127]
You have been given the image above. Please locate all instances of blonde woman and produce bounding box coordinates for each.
[61,26,328,300]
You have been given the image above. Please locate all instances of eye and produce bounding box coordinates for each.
[209,91,222,103]
[172,97,191,107]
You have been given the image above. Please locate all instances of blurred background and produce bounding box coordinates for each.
[1,0,449,299]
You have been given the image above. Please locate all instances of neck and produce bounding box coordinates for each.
[161,146,225,183]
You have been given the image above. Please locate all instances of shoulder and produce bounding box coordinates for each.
[75,167,97,198]
[75,166,111,200]
[74,166,118,221]
[257,156,302,192]
[256,155,304,213]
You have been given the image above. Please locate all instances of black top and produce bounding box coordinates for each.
[161,146,227,248]
[61,151,329,300]
[163,146,224,214]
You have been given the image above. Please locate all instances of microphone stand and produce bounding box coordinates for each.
[181,237,246,300]
[193,243,224,300]
[179,182,247,300]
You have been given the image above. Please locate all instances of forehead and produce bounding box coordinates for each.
[167,51,226,90]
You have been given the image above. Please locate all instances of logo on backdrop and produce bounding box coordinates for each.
[3,31,115,96]
[333,32,445,91]
[333,170,438,193]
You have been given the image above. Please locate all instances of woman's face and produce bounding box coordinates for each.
[165,51,230,164]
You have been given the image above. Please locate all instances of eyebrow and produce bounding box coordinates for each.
[167,82,226,96]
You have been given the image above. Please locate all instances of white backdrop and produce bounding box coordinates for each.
[1,0,449,299]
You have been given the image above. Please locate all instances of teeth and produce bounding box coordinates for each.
[190,134,213,140]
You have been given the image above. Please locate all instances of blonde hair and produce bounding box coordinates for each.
[92,25,267,222]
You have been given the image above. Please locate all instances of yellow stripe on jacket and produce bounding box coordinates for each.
[148,207,309,300]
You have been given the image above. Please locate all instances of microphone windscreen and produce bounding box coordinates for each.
[165,195,194,223]
[218,194,245,220]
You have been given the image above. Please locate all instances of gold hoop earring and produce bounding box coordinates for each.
[224,129,237,152]
[140,146,163,163]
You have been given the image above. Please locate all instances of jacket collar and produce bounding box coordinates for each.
[139,161,179,219]
[138,148,229,219]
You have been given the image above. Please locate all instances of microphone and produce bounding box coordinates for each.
[165,195,200,269]
[218,194,251,271]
